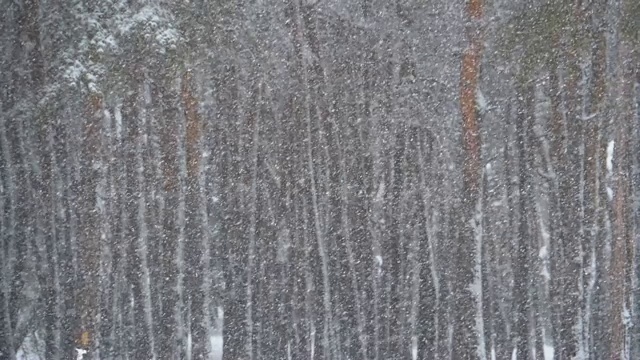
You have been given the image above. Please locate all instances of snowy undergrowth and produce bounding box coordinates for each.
[16,333,44,360]
[16,331,223,360]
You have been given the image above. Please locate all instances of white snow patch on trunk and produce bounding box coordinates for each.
[210,335,223,360]
[375,255,383,267]
[607,140,615,173]
[412,338,418,360]
[477,89,488,112]
[543,343,555,360]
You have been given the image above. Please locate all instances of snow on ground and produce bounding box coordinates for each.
[76,348,88,360]
[16,349,43,360]
[15,329,222,360]
[16,333,44,360]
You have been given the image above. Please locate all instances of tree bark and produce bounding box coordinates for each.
[157,79,183,360]
[182,68,209,360]
[453,0,484,358]
[513,80,534,360]
[75,92,104,358]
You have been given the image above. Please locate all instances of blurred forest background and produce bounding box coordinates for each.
[1,0,640,359]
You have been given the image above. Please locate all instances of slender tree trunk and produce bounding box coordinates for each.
[609,41,634,360]
[55,112,78,360]
[630,57,640,360]
[221,62,250,360]
[38,106,59,360]
[75,92,104,358]
[182,68,209,360]
[242,80,259,360]
[417,129,438,360]
[585,7,607,357]
[122,77,153,360]
[0,111,17,360]
[157,79,182,360]
[454,0,484,358]
[513,80,534,359]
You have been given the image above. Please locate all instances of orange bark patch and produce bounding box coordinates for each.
[467,0,484,20]
[79,331,91,348]
[88,92,103,116]
[460,42,482,194]
[84,93,103,155]
[76,90,103,353]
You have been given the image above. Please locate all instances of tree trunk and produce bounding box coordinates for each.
[182,68,209,360]
[157,79,183,360]
[453,0,484,358]
[609,41,634,360]
[513,80,534,359]
[75,92,104,358]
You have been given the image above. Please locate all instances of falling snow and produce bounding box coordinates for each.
[2,1,640,359]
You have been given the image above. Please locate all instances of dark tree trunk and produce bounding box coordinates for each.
[513,80,534,360]
[453,0,484,358]
[182,69,209,360]
[75,93,103,358]
[157,80,182,360]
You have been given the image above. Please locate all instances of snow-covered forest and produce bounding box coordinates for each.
[1,0,639,359]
